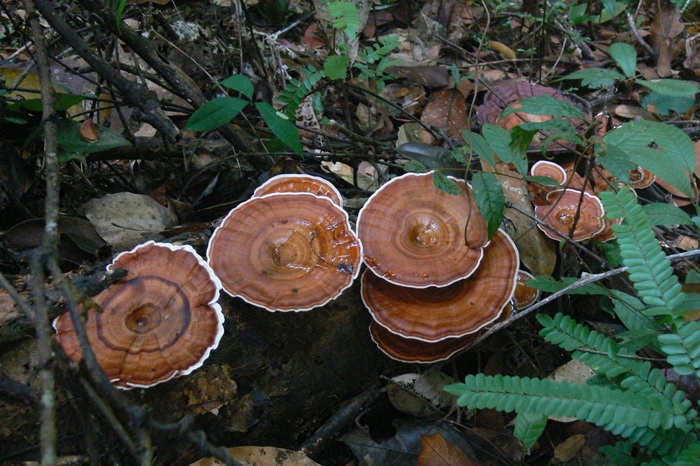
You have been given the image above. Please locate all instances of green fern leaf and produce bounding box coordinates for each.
[599,187,684,312]
[328,1,360,39]
[538,313,696,420]
[279,66,325,118]
[658,321,700,378]
[444,374,686,430]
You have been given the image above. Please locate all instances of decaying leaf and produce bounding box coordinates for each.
[84,192,177,249]
[341,419,476,465]
[420,88,469,141]
[553,434,586,463]
[190,446,320,465]
[649,3,685,77]
[547,359,596,422]
[419,432,475,466]
[481,162,556,276]
[388,370,457,416]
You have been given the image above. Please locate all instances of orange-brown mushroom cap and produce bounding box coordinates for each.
[513,270,540,309]
[369,320,478,363]
[253,174,343,207]
[361,229,518,342]
[53,241,224,389]
[530,160,567,185]
[207,193,362,311]
[534,189,605,241]
[356,171,488,288]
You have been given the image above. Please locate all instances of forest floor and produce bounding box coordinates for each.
[1,0,700,464]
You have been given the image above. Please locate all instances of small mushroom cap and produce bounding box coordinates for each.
[369,320,478,363]
[513,270,540,309]
[357,171,488,288]
[628,166,656,189]
[253,174,343,207]
[208,193,362,311]
[530,160,567,185]
[361,229,518,342]
[534,189,605,241]
[53,241,224,389]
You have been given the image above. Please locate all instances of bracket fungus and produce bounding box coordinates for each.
[356,171,489,288]
[534,188,605,241]
[369,320,478,363]
[361,229,518,347]
[513,270,540,310]
[53,241,224,389]
[253,174,343,207]
[207,192,362,312]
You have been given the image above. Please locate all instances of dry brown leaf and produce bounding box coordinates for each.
[79,118,99,142]
[553,434,586,463]
[420,88,468,140]
[487,40,516,60]
[418,432,475,466]
[481,162,557,276]
[649,3,685,77]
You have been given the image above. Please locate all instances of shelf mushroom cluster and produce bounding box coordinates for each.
[476,81,657,243]
[356,172,520,363]
[529,160,654,242]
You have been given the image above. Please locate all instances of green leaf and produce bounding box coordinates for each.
[55,120,131,154]
[185,97,249,132]
[609,42,637,78]
[501,95,587,121]
[328,1,360,39]
[324,55,349,80]
[643,203,693,226]
[472,172,505,239]
[403,160,427,173]
[482,123,528,175]
[604,120,695,197]
[255,102,302,154]
[432,171,462,195]
[525,175,561,187]
[515,411,548,449]
[7,94,88,112]
[462,130,496,168]
[219,75,254,100]
[558,68,625,88]
[637,79,699,97]
[642,92,696,116]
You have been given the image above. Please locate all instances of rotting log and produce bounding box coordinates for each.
[0,282,401,463]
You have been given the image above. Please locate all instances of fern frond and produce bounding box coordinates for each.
[599,187,684,312]
[538,314,696,421]
[514,411,547,450]
[597,440,642,465]
[658,320,700,378]
[278,65,325,118]
[602,424,698,458]
[444,374,688,430]
[672,439,700,466]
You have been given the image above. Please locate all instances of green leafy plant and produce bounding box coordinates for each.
[277,1,399,123]
[558,42,698,115]
[445,186,700,461]
[184,74,302,154]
